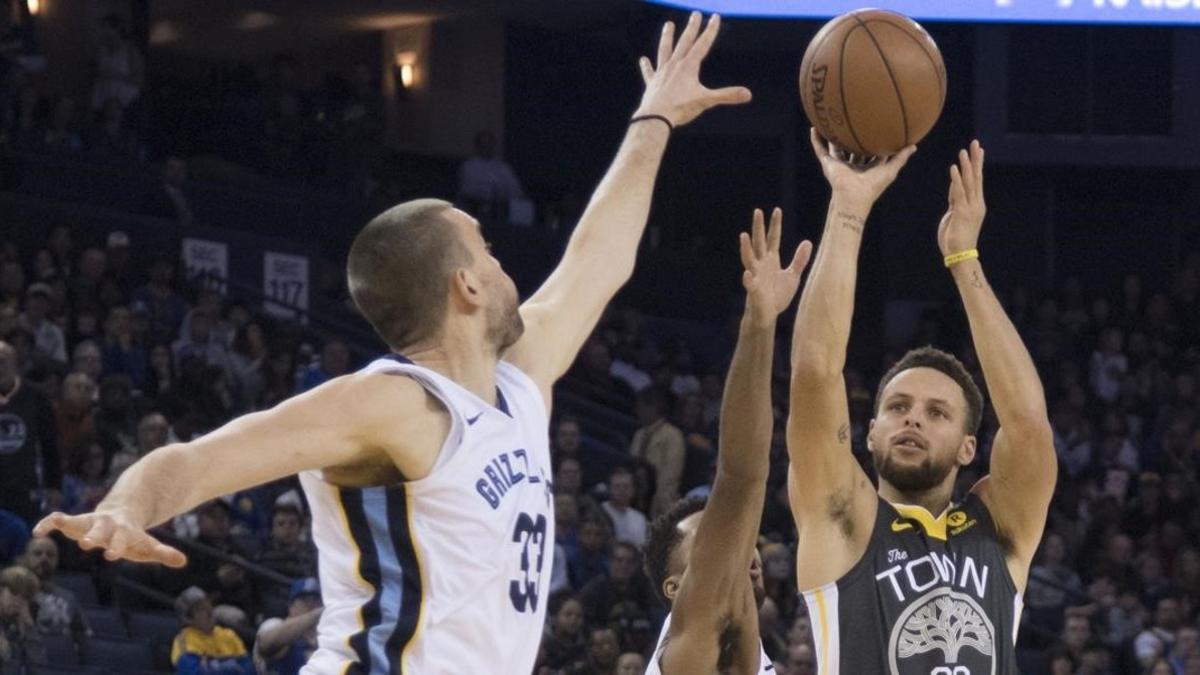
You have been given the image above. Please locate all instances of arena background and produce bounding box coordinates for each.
[1,1,1198,673]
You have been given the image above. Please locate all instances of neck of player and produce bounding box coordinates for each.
[878,476,956,518]
[402,327,502,407]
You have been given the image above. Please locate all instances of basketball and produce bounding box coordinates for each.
[799,9,946,160]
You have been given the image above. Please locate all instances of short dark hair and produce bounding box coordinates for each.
[875,346,984,434]
[644,497,707,606]
[609,466,633,482]
[636,386,674,418]
[272,503,303,521]
[347,199,472,351]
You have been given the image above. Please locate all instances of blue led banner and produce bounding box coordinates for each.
[644,0,1200,24]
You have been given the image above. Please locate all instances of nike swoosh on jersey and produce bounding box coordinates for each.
[890,519,914,533]
[466,412,484,425]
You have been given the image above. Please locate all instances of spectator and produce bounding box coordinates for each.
[60,440,109,514]
[579,542,656,628]
[69,247,106,315]
[567,625,620,675]
[761,542,799,622]
[87,97,142,164]
[18,282,65,364]
[539,592,586,671]
[297,338,350,392]
[144,156,194,228]
[146,342,178,399]
[1027,531,1084,632]
[229,321,268,410]
[173,309,234,377]
[1091,328,1127,404]
[104,231,136,295]
[0,565,44,667]
[456,130,523,218]
[1060,613,1094,663]
[615,652,645,675]
[101,305,146,384]
[1134,595,1184,669]
[600,467,647,548]
[629,386,685,517]
[257,347,296,409]
[42,96,81,155]
[135,411,172,456]
[170,586,254,675]
[90,13,143,112]
[19,538,89,642]
[169,500,254,614]
[54,371,95,469]
[252,578,321,675]
[1171,626,1200,674]
[131,257,186,346]
[0,511,30,567]
[93,374,136,453]
[0,340,61,527]
[0,261,24,311]
[70,340,103,381]
[552,416,605,491]
[567,515,611,590]
[253,502,315,619]
[787,642,817,675]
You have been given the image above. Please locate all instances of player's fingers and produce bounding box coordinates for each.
[103,527,133,561]
[673,12,703,60]
[686,13,720,63]
[639,57,654,85]
[656,21,675,69]
[126,532,187,567]
[949,165,966,206]
[752,208,767,258]
[742,269,756,292]
[79,517,116,551]
[972,141,985,193]
[884,145,916,176]
[738,231,755,271]
[789,240,814,275]
[768,207,783,253]
[809,128,830,162]
[956,148,974,196]
[33,512,81,539]
[704,85,752,107]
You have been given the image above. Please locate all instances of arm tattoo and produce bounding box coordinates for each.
[971,270,984,289]
[836,212,865,234]
[837,424,849,444]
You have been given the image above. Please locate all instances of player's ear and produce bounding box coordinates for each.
[663,575,681,602]
[866,418,877,451]
[450,267,484,309]
[957,434,977,467]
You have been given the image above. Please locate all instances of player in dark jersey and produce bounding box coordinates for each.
[786,134,1055,675]
[643,208,812,675]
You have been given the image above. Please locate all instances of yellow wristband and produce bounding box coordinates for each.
[943,249,979,268]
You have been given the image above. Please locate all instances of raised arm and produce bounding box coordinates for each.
[787,131,914,589]
[941,142,1056,588]
[663,210,811,671]
[506,13,751,392]
[34,373,438,567]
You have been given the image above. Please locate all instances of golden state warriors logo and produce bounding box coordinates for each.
[887,587,996,675]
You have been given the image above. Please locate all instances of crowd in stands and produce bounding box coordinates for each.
[5,8,1200,675]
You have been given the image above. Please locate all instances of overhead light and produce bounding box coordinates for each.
[236,11,279,31]
[395,51,418,89]
[27,0,41,16]
[149,20,181,45]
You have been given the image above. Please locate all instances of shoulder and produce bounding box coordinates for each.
[213,625,247,651]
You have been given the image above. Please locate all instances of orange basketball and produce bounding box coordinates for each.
[799,9,946,159]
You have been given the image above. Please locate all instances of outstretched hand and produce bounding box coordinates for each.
[636,13,752,127]
[809,128,915,212]
[740,208,813,326]
[938,140,986,256]
[34,511,188,568]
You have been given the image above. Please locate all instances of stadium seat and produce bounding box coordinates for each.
[53,571,99,605]
[126,610,181,670]
[79,636,155,672]
[33,633,80,666]
[81,605,127,638]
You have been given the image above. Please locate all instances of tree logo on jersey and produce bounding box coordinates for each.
[887,587,996,675]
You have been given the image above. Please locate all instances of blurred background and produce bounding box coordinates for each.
[1,1,1198,674]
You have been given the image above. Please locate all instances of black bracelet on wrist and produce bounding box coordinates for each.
[630,114,673,133]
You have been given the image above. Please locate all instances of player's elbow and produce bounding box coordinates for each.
[790,345,842,382]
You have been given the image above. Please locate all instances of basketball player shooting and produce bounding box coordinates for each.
[34,13,750,674]
[643,208,812,675]
[787,134,1055,674]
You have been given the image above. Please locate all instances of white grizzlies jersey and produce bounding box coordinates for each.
[298,355,553,674]
[645,612,776,675]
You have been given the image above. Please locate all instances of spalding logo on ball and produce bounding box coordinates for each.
[800,9,946,161]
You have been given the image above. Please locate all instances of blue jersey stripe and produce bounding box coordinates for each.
[362,487,407,675]
[340,488,384,673]
[384,486,424,671]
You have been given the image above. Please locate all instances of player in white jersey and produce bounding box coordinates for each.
[34,12,751,674]
[643,208,812,674]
